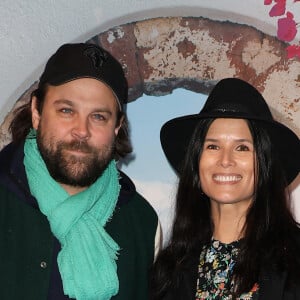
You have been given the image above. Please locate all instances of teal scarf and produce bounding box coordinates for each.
[24,130,120,300]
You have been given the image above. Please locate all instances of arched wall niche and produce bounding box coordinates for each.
[0,16,299,149]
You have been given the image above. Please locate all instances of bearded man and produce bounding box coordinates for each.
[0,43,160,300]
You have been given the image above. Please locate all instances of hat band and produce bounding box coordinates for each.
[202,102,273,121]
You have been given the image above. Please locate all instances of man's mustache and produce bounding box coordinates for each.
[60,140,94,153]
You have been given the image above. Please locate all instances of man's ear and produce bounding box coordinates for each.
[31,96,41,130]
[115,115,124,136]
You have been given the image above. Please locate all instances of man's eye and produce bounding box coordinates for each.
[92,113,105,121]
[60,108,73,114]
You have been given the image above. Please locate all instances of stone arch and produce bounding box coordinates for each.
[1,16,299,148]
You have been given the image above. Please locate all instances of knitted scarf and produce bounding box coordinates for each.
[23,130,120,300]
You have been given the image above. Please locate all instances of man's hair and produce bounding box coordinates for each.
[9,84,132,160]
[150,118,300,299]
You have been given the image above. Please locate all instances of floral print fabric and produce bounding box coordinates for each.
[195,239,259,300]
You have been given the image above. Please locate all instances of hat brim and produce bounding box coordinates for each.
[160,113,300,185]
[46,75,123,111]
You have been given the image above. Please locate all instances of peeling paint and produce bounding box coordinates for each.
[242,39,281,75]
[107,27,125,44]
[134,18,181,48]
[135,19,236,80]
[263,62,300,135]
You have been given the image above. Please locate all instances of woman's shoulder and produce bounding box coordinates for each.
[289,227,300,268]
[293,226,300,248]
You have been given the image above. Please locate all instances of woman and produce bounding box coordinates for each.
[151,78,300,299]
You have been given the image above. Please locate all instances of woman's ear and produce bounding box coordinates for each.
[31,96,40,130]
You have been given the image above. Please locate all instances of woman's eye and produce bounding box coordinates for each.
[237,144,250,151]
[207,144,218,150]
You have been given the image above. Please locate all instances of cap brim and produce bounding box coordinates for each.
[45,75,123,111]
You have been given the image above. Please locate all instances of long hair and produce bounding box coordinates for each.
[151,118,300,298]
[9,83,132,160]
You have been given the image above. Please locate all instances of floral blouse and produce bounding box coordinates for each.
[195,238,259,300]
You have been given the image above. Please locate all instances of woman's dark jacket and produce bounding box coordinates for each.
[156,238,300,300]
[0,142,158,300]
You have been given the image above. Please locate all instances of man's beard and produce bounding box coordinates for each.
[36,130,115,187]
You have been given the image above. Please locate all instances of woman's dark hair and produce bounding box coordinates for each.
[150,118,300,299]
[9,83,132,160]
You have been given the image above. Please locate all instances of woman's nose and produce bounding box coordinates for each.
[219,149,235,168]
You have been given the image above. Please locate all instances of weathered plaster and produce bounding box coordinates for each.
[1,16,299,148]
[242,39,281,75]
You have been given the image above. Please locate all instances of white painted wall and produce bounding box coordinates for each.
[0,0,299,217]
[0,0,287,122]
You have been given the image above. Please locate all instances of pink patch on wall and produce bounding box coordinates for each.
[277,12,297,42]
[286,44,300,58]
[269,0,286,17]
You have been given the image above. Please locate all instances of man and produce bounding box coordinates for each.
[0,43,160,299]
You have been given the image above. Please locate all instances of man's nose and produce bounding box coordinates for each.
[71,117,90,140]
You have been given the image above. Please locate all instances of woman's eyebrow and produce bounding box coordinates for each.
[204,138,253,143]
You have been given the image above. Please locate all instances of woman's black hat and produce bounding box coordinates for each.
[160,78,300,185]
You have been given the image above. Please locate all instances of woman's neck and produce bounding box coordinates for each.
[211,202,249,244]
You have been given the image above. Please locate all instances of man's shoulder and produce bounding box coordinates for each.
[0,142,23,171]
[125,189,158,219]
[293,226,300,248]
[0,142,14,163]
[118,170,156,211]
[107,172,158,253]
[113,170,158,225]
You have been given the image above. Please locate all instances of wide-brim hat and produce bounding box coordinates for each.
[39,43,127,110]
[160,78,300,185]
